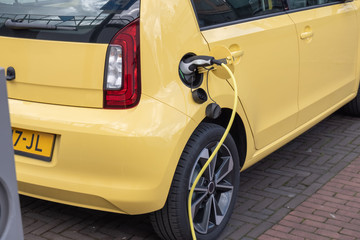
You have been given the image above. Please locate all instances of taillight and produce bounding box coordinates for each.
[104,19,141,109]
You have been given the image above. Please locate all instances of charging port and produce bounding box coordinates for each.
[178,53,204,88]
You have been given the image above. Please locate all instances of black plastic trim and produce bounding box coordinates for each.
[0,20,123,44]
[284,1,344,14]
[199,11,287,31]
[190,0,344,31]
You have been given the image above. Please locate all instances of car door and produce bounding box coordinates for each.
[192,0,299,149]
[286,0,358,125]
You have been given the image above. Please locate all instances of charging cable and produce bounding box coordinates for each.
[187,63,238,240]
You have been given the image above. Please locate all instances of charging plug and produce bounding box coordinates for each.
[180,56,228,75]
[179,56,215,75]
[211,58,228,66]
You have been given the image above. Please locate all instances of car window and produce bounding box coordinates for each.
[0,0,139,26]
[192,0,285,28]
[287,0,341,10]
[0,0,140,43]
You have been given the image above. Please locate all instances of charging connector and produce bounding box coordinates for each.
[179,55,227,76]
[179,55,215,75]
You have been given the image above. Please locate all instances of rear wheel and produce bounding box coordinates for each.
[150,123,240,240]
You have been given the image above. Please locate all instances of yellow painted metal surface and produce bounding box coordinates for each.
[353,0,360,89]
[202,15,300,150]
[139,0,210,115]
[10,95,196,214]
[288,3,358,125]
[0,37,107,108]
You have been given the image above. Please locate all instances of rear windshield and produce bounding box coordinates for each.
[0,0,140,43]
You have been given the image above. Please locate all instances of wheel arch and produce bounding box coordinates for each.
[202,108,247,169]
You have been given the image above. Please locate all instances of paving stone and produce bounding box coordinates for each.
[42,231,73,240]
[290,230,329,240]
[286,194,308,208]
[257,234,282,240]
[50,217,83,234]
[316,172,337,184]
[219,219,243,239]
[302,183,323,196]
[31,219,63,235]
[231,214,260,224]
[267,208,291,224]
[279,219,317,232]
[265,229,305,240]
[250,198,274,212]
[315,229,356,240]
[313,210,351,222]
[268,196,289,211]
[60,230,96,240]
[246,221,274,238]
[316,189,335,197]
[227,223,255,239]
[340,229,360,238]
[23,220,46,235]
[24,234,47,240]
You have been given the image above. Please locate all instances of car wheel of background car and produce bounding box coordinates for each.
[150,123,240,240]
[342,86,360,116]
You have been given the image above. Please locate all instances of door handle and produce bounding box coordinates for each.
[230,50,244,59]
[227,50,244,65]
[300,31,314,40]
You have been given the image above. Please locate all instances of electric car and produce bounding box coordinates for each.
[1,0,359,239]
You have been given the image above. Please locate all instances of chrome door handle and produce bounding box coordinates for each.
[300,31,314,40]
[230,50,244,59]
[227,50,244,65]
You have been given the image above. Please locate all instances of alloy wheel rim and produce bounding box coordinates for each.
[189,142,235,235]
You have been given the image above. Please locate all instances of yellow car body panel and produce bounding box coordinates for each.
[353,0,360,85]
[11,95,196,214]
[0,37,107,108]
[1,0,359,216]
[139,0,210,115]
[201,15,299,150]
[288,3,358,125]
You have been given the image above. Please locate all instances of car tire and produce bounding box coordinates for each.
[342,87,360,116]
[150,123,240,240]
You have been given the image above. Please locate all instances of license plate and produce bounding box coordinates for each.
[12,128,55,162]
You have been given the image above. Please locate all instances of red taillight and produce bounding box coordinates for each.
[104,19,141,109]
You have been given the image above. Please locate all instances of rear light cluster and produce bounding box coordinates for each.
[104,19,141,109]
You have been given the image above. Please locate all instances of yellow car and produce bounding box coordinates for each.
[1,0,359,239]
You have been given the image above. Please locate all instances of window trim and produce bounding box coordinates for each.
[190,0,345,31]
[199,11,287,31]
[285,0,345,14]
[190,0,288,30]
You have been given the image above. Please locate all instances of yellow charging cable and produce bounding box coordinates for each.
[187,63,238,240]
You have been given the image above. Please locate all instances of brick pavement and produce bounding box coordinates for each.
[258,157,360,240]
[20,112,360,240]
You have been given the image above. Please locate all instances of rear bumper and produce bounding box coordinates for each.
[9,95,195,214]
